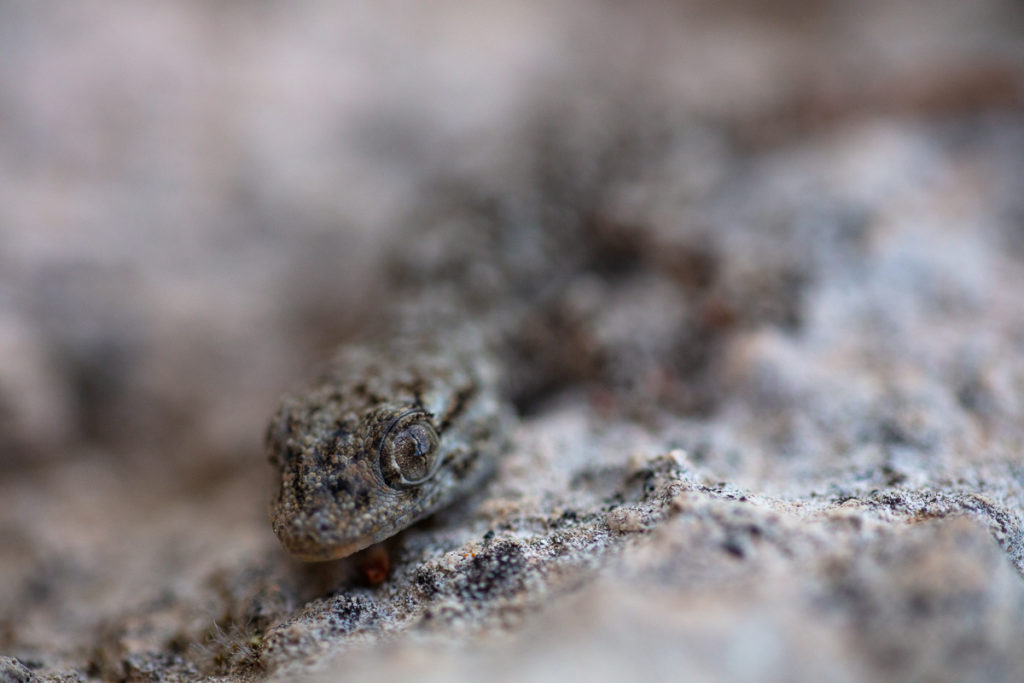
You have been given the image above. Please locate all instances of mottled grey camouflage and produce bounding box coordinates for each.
[268,323,508,559]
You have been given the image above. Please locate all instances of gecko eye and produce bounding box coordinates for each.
[378,410,441,488]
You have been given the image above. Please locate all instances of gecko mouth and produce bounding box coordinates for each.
[276,519,378,562]
[287,539,371,562]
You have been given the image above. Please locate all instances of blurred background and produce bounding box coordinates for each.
[2,0,1015,475]
[1,0,1023,678]
[1,0,1020,476]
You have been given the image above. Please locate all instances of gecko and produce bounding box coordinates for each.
[264,217,563,561]
[266,316,510,561]
[264,157,676,561]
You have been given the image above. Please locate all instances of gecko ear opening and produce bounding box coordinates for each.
[377,409,441,488]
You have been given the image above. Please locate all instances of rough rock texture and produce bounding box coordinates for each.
[2,1,1024,681]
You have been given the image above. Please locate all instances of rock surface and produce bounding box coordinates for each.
[2,1,1024,681]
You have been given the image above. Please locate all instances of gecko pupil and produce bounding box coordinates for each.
[380,416,440,487]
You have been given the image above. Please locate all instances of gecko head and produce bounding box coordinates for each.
[266,400,452,561]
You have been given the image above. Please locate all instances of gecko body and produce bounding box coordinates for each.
[265,195,615,561]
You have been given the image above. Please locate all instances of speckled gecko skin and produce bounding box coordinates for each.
[266,216,594,560]
[266,322,509,561]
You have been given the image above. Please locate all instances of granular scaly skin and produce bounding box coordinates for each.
[267,323,509,561]
[266,220,582,561]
